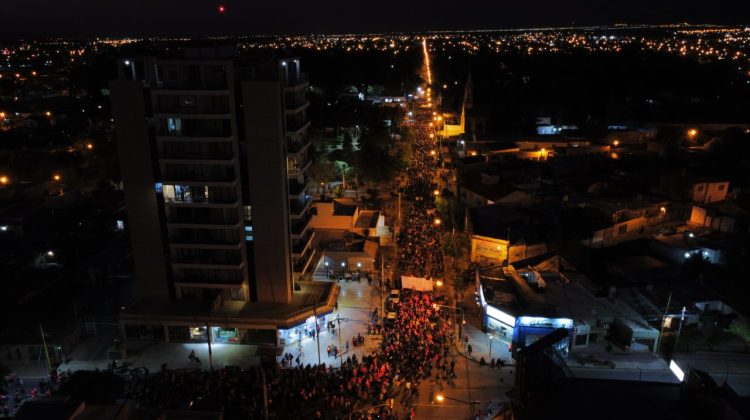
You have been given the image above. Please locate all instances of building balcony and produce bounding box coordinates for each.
[292,230,314,258]
[284,100,310,115]
[172,258,245,270]
[284,73,309,92]
[167,220,241,229]
[159,156,236,165]
[287,138,312,155]
[164,197,239,208]
[169,236,242,250]
[288,159,312,179]
[289,196,312,219]
[290,210,312,237]
[173,275,245,287]
[159,147,235,161]
[293,247,316,275]
[161,175,238,186]
[156,135,234,143]
[286,120,311,136]
[288,177,312,197]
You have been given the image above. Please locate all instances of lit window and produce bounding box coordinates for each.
[244,206,252,221]
[167,117,181,134]
[155,182,163,193]
[116,220,125,231]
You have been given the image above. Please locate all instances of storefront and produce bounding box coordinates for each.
[189,326,207,342]
[211,327,242,344]
[486,305,516,340]
[278,313,330,347]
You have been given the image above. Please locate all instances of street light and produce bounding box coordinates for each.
[433,189,440,196]
[86,143,93,150]
[52,174,61,182]
[687,128,698,139]
[0,176,9,185]
[434,218,442,226]
[434,393,479,416]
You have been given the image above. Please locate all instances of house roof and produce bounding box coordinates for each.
[333,199,357,216]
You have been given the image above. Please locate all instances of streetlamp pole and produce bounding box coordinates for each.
[39,323,51,373]
[312,302,322,365]
[657,292,672,353]
[206,322,214,370]
[336,314,343,366]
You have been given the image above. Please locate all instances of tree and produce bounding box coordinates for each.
[309,159,337,185]
[442,232,470,259]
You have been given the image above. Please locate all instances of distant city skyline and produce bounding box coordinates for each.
[1,0,749,39]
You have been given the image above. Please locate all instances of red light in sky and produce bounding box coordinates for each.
[218,5,226,13]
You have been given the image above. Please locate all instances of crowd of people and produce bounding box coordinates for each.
[1,371,62,417]
[116,106,452,419]
[396,110,445,278]
[122,287,451,419]
[0,97,457,420]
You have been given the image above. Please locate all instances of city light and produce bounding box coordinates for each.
[436,394,445,402]
[52,174,61,181]
[436,280,443,287]
[687,128,698,138]
[433,189,440,196]
[433,218,441,226]
[0,176,9,185]
[86,143,93,150]
[45,111,52,117]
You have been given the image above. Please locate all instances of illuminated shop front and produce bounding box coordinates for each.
[278,313,330,346]
[478,276,575,359]
[211,327,241,344]
[479,284,516,340]
[511,316,574,359]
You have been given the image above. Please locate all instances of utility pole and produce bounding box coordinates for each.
[206,322,214,370]
[39,323,51,373]
[673,306,687,354]
[657,292,672,353]
[312,302,321,365]
[397,191,402,237]
[336,314,344,366]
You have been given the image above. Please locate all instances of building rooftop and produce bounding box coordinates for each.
[332,199,358,216]
[469,204,529,242]
[355,210,380,229]
[462,174,520,201]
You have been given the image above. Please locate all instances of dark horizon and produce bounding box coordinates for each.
[1,0,749,40]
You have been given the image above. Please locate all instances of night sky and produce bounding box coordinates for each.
[1,0,749,38]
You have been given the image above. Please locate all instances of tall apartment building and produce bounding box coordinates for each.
[111,47,335,346]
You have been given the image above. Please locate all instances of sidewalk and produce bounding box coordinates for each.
[280,278,379,368]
